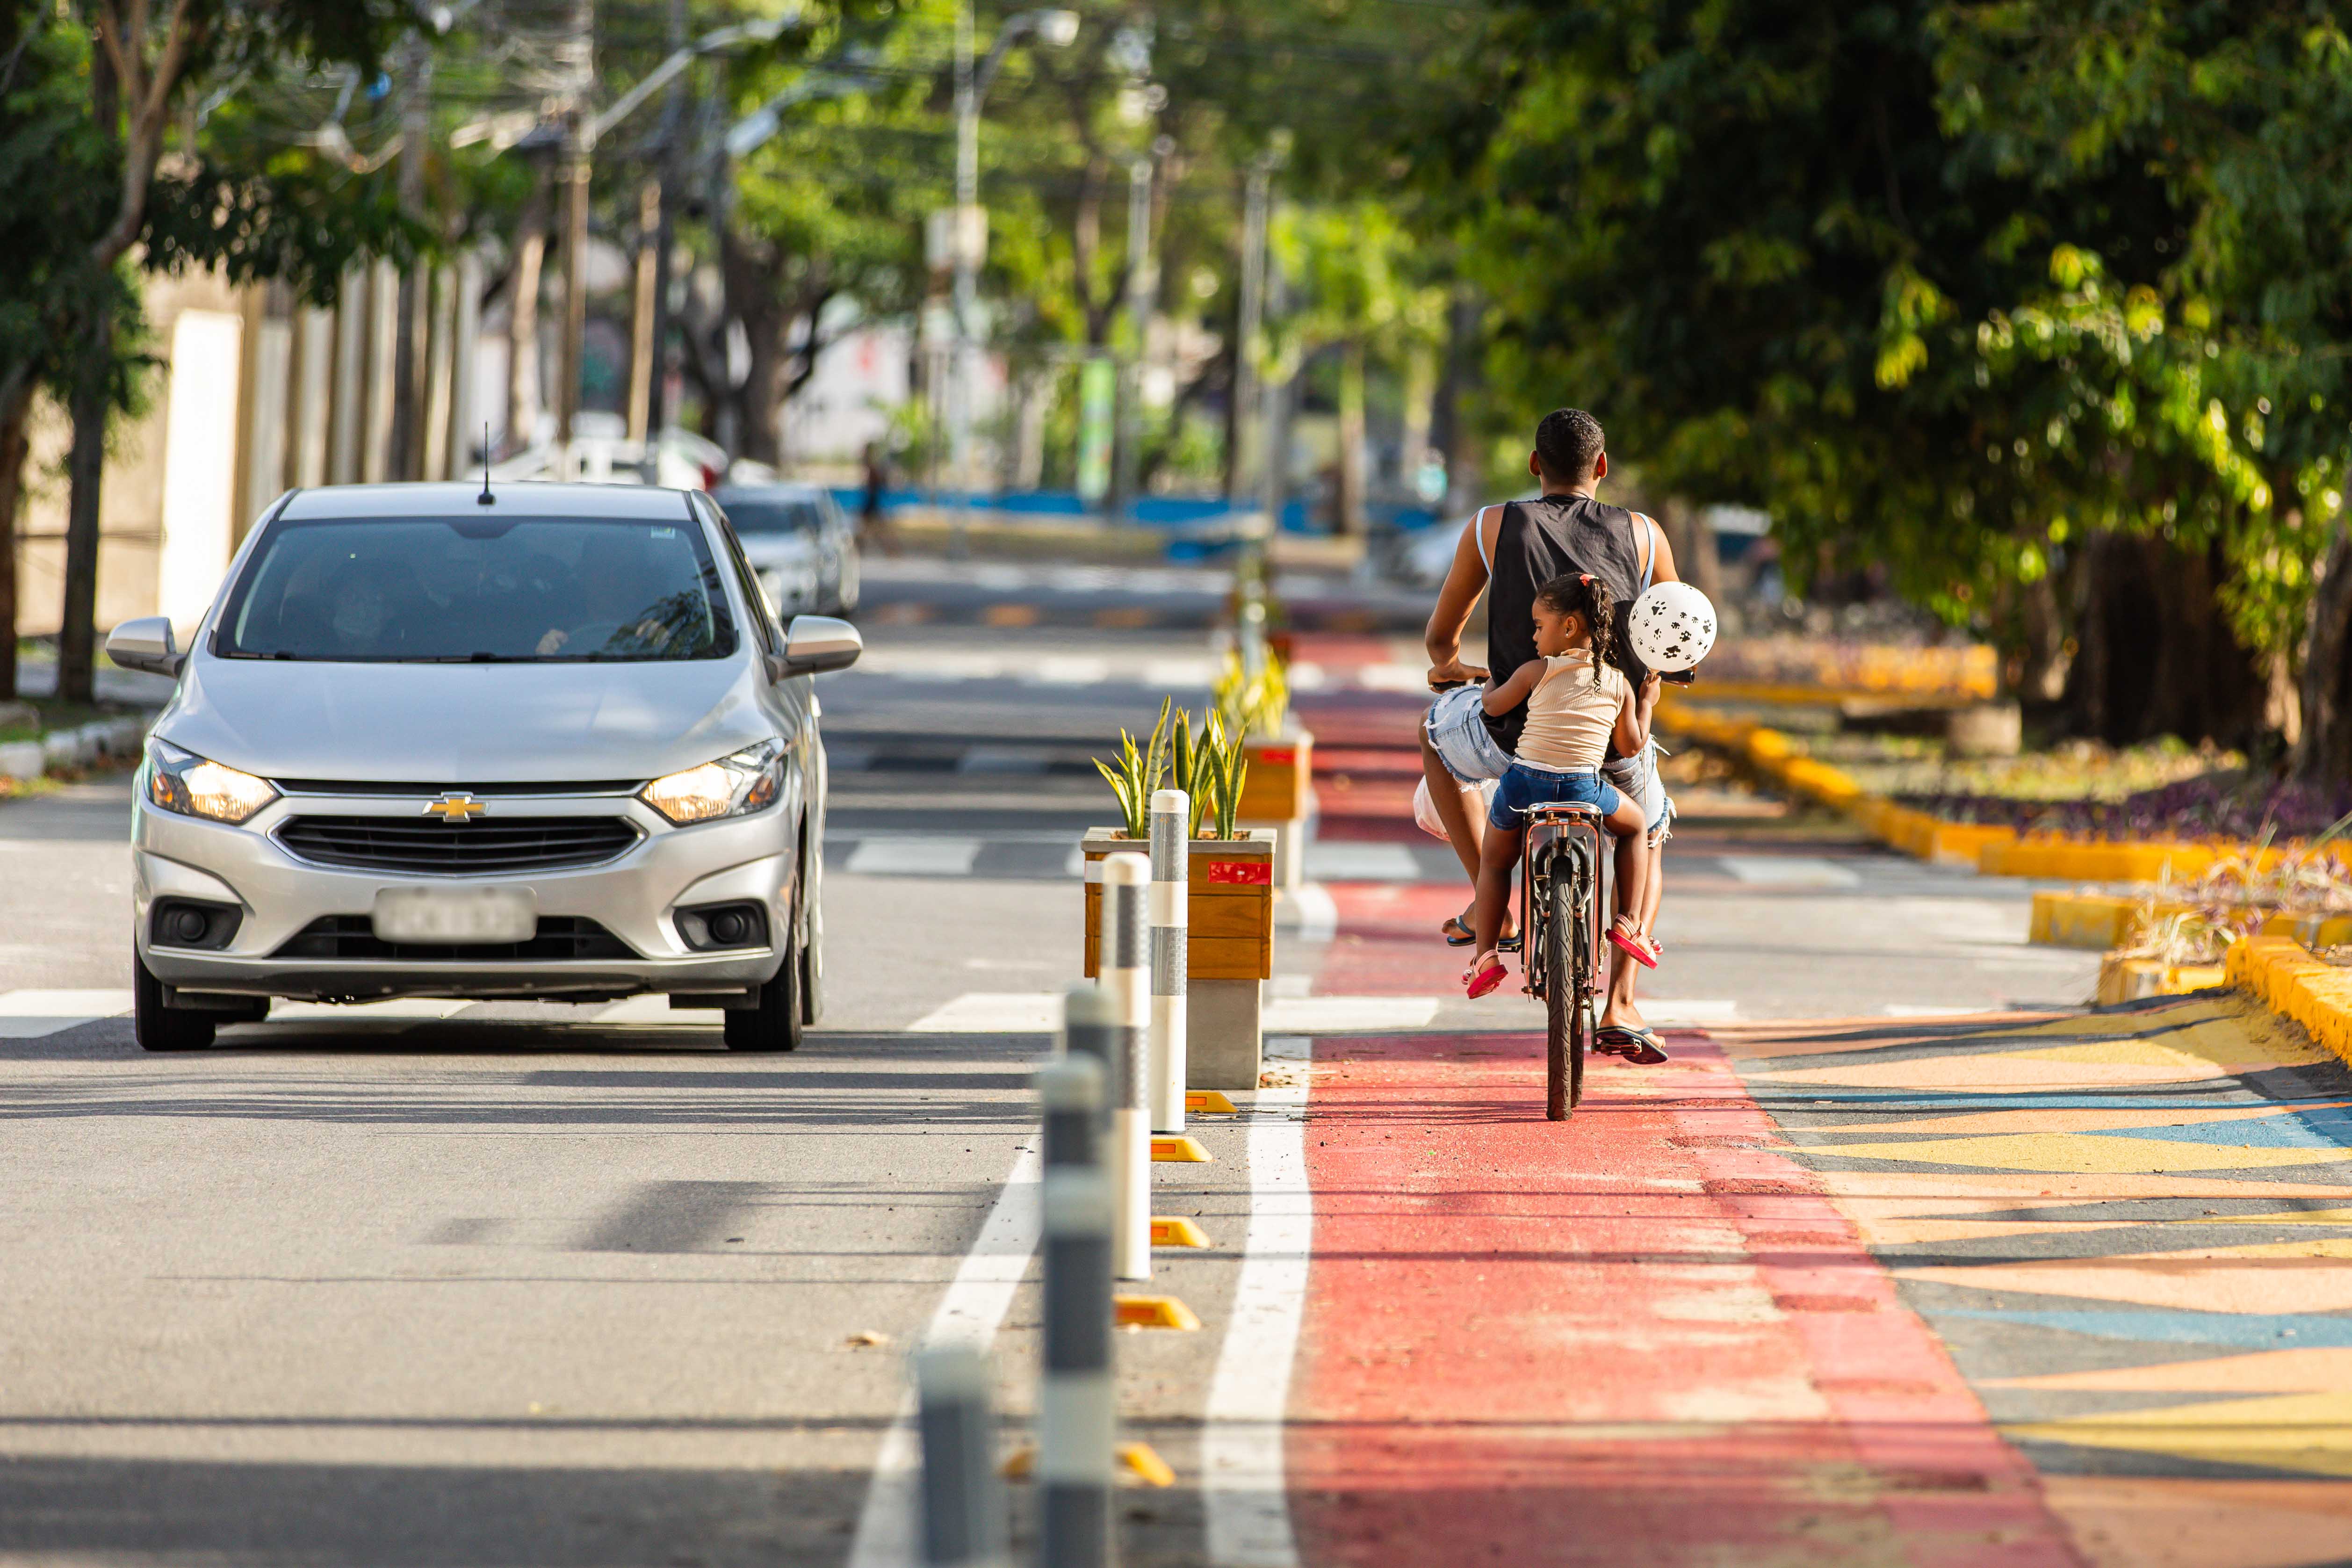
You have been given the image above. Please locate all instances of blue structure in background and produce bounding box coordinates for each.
[832,487,1444,559]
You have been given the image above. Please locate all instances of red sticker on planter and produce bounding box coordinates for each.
[1205,860,1271,885]
[1257,748,1297,765]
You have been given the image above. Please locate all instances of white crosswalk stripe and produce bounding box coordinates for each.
[844,836,983,876]
[1716,855,1861,888]
[0,989,132,1037]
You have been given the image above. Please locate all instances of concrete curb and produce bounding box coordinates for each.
[2031,890,2352,952]
[2097,953,2226,1005]
[2228,934,2352,1066]
[0,715,148,784]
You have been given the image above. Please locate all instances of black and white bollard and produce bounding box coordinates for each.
[1036,1047,1113,1568]
[914,1344,1007,1568]
[1097,852,1152,1281]
[1148,788,1188,1135]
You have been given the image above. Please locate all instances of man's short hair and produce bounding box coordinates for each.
[1535,409,1605,481]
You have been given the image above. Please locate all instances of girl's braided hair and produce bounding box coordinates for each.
[1534,571,1615,689]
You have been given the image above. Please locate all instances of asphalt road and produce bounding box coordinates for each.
[0,558,2114,1566]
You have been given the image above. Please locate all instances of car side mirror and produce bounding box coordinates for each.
[779,614,862,677]
[105,616,183,678]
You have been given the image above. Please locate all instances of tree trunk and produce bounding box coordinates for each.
[504,176,549,457]
[59,295,110,706]
[2065,532,2265,748]
[718,228,788,468]
[2294,525,2352,781]
[2015,570,2068,707]
[1334,337,1365,536]
[0,383,29,702]
[1434,286,1481,514]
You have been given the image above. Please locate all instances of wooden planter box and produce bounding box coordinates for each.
[1080,827,1275,982]
[1237,730,1313,823]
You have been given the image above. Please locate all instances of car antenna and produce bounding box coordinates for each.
[476,423,495,506]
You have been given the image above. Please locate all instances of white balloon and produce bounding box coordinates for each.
[1626,582,1718,672]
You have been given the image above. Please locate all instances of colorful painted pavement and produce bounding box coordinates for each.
[1721,994,2352,1564]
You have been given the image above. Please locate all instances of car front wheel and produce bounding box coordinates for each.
[723,907,804,1053]
[134,954,216,1052]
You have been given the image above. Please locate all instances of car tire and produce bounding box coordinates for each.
[133,954,216,1052]
[724,916,803,1054]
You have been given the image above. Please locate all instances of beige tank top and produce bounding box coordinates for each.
[1515,651,1628,771]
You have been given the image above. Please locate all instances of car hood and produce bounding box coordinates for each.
[159,654,780,785]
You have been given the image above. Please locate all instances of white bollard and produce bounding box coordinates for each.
[1098,852,1151,1281]
[1148,788,1188,1134]
[913,1344,1007,1568]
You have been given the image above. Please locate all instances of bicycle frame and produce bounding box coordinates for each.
[1518,802,1609,1008]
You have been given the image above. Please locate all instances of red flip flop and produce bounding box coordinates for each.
[1464,952,1508,998]
[1608,922,1659,969]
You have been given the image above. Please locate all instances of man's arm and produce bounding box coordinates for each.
[1638,513,1681,586]
[1424,507,1496,687]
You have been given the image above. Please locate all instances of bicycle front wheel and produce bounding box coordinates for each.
[1544,857,1579,1121]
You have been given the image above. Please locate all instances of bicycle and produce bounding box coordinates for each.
[1518,801,1611,1120]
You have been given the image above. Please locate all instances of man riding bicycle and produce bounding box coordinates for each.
[1420,408,1678,1063]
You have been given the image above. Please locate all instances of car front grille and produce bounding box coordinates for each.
[270,916,638,962]
[274,815,641,874]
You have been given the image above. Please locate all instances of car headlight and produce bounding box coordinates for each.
[147,740,278,825]
[639,738,786,826]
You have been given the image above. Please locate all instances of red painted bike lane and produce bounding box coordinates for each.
[1284,881,2083,1566]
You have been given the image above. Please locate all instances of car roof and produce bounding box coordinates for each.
[276,482,703,521]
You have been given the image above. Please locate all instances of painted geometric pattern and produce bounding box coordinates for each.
[1721,994,2352,1565]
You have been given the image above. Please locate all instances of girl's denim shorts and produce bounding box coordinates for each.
[1487,763,1622,830]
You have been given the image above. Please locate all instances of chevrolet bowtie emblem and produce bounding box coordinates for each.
[422,792,486,824]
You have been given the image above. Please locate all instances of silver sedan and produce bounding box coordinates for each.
[108,480,860,1053]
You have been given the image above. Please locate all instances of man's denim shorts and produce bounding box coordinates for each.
[1488,764,1622,830]
[1425,681,1674,843]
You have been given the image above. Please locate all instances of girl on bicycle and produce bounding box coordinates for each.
[1465,572,1659,999]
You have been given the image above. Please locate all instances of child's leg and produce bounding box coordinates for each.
[1474,819,1524,958]
[1605,797,1648,937]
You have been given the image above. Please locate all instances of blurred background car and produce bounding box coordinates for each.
[712,481,861,619]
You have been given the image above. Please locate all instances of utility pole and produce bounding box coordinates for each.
[1228,155,1272,509]
[1111,155,1153,524]
[951,0,976,542]
[1256,222,1289,549]
[554,0,595,465]
[644,0,687,450]
[389,40,431,481]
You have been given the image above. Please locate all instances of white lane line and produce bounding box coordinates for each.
[1278,883,1338,944]
[1144,658,1219,688]
[1260,996,1437,1033]
[1031,657,1112,686]
[1304,843,1423,882]
[905,992,1061,1033]
[845,837,983,877]
[1883,1004,2001,1019]
[592,995,722,1026]
[846,1140,1042,1568]
[1716,856,1862,888]
[1205,1034,1311,1568]
[271,998,476,1020]
[0,989,132,1038]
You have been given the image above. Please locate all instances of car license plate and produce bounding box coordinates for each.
[372,886,537,945]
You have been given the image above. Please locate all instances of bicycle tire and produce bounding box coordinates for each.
[1566,871,1589,1109]
[1545,853,1576,1121]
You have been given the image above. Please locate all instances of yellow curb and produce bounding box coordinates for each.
[1151,1135,1212,1163]
[2097,952,2227,1005]
[1151,1216,1213,1248]
[1184,1091,1239,1114]
[2032,892,2142,950]
[1117,1442,1177,1487]
[2229,936,2352,1066]
[1114,1294,1202,1330]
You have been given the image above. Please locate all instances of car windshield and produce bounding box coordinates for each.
[721,496,824,534]
[217,515,738,663]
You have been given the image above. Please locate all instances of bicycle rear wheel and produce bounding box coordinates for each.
[1545,858,1578,1121]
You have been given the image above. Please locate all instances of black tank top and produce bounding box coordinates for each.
[1483,494,1649,752]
